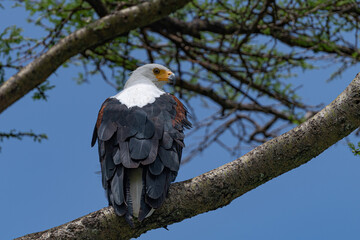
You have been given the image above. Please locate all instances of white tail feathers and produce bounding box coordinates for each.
[129,168,142,217]
[128,168,155,218]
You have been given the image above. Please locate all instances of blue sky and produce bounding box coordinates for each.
[1,2,360,239]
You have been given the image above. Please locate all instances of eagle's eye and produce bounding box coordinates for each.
[153,68,160,74]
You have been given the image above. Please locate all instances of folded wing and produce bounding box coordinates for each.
[91,94,191,225]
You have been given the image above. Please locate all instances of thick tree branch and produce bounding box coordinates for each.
[150,16,360,58]
[150,17,249,37]
[17,73,360,239]
[0,0,191,114]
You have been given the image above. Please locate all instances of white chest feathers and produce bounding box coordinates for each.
[112,83,165,108]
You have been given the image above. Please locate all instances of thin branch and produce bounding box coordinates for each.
[85,0,109,17]
[176,78,293,121]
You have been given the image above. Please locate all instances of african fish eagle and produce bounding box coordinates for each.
[91,64,191,226]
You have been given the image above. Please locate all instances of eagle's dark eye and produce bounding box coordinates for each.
[153,68,160,74]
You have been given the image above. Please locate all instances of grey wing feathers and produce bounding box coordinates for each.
[91,94,191,225]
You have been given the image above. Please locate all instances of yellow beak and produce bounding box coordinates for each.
[156,70,175,84]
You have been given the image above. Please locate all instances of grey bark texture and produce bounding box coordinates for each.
[16,73,360,240]
[0,0,191,114]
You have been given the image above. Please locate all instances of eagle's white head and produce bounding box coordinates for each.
[113,64,175,108]
[124,63,175,89]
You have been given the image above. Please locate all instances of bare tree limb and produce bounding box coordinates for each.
[0,0,191,114]
[149,13,360,58]
[17,73,360,240]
